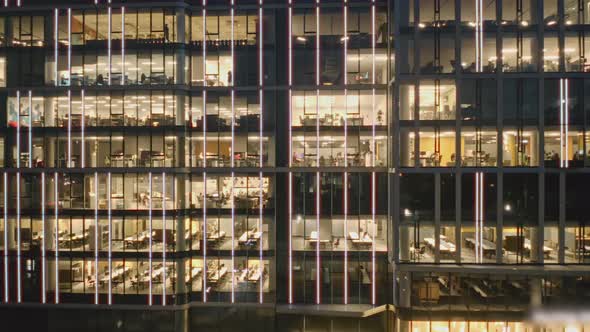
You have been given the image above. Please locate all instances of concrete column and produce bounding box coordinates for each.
[530,277,542,307]
[7,217,16,250]
[400,226,411,262]
[175,47,186,88]
[175,93,186,127]
[44,216,53,252]
[176,8,186,45]
[496,173,503,263]
[90,140,97,168]
[174,8,187,168]
[89,175,96,210]
[46,175,56,251]
[397,319,410,332]
[529,227,540,263]
[174,6,187,173]
[530,132,539,165]
[46,137,55,168]
[400,133,412,166]
[174,308,189,332]
[175,94,187,170]
[175,174,187,297]
[434,173,440,262]
[455,170,462,263]
[5,17,13,46]
[559,172,565,263]
[175,8,186,86]
[172,10,188,304]
[398,271,411,308]
[47,260,56,292]
[537,147,545,264]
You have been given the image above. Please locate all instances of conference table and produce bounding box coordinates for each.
[99,265,131,286]
[238,231,262,245]
[524,239,553,258]
[348,232,373,248]
[237,267,262,283]
[465,237,497,258]
[424,236,456,255]
[207,230,226,243]
[136,265,167,289]
[308,231,330,248]
[185,267,202,283]
[207,266,228,285]
[124,230,155,249]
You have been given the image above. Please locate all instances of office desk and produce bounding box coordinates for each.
[465,237,496,258]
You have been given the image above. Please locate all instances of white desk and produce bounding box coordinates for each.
[524,239,553,257]
[208,267,228,283]
[349,232,373,246]
[185,267,202,283]
[238,231,262,244]
[309,231,330,246]
[424,236,456,253]
[465,237,496,257]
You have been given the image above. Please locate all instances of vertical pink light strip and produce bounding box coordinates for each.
[230,170,235,303]
[371,0,377,305]
[287,0,293,304]
[14,91,21,301]
[480,173,484,262]
[475,172,484,263]
[564,79,569,168]
[259,0,265,304]
[121,7,125,87]
[202,1,207,169]
[3,173,7,303]
[41,173,46,303]
[54,9,58,87]
[162,173,167,305]
[230,0,235,304]
[202,171,207,303]
[315,0,320,169]
[475,0,480,72]
[344,172,348,304]
[343,1,348,167]
[288,172,293,303]
[559,78,565,168]
[148,173,153,305]
[559,79,569,169]
[343,0,348,304]
[16,171,21,303]
[478,0,483,72]
[67,8,71,87]
[67,90,72,168]
[107,6,112,85]
[16,90,21,303]
[28,91,32,169]
[94,172,98,304]
[54,172,59,304]
[16,91,20,169]
[316,173,320,304]
[288,1,293,167]
[202,0,208,304]
[475,173,479,263]
[315,0,321,305]
[107,172,112,305]
[81,90,85,167]
[230,0,235,170]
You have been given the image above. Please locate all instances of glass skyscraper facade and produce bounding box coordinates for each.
[0,0,589,331]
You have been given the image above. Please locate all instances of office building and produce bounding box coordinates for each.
[0,0,588,331]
